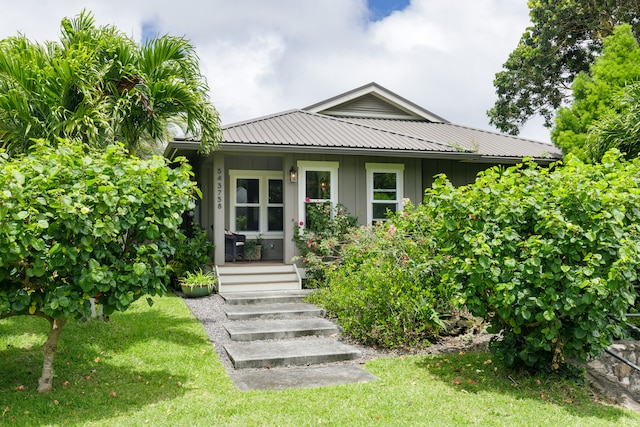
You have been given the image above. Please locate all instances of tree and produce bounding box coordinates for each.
[586,82,640,161]
[0,10,221,156]
[551,24,640,159]
[488,0,640,135]
[0,140,196,392]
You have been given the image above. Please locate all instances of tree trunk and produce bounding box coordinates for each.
[37,316,67,393]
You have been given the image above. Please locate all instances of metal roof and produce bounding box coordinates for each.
[221,110,457,154]
[167,82,562,163]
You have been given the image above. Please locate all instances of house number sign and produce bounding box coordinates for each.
[216,167,223,210]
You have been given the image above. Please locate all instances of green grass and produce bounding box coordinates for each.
[1,294,639,426]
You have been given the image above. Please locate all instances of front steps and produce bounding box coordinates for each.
[216,264,301,293]
[220,290,377,390]
[223,318,339,341]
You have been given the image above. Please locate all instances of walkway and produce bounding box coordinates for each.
[183,290,377,391]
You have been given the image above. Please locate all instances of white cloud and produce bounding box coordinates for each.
[0,0,550,142]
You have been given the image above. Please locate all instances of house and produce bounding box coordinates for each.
[165,82,561,290]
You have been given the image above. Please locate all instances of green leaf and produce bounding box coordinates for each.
[133,263,147,275]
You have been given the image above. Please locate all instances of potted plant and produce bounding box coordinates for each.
[245,234,264,261]
[180,269,217,297]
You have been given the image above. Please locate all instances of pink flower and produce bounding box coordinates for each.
[299,221,304,226]
[305,197,310,203]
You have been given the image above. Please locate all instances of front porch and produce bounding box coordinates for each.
[215,262,302,293]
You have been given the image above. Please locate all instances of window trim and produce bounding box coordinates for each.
[229,170,284,238]
[297,161,339,229]
[365,163,404,224]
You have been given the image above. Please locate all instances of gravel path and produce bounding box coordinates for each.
[181,292,493,376]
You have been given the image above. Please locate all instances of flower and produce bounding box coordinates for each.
[299,221,304,226]
[304,197,310,203]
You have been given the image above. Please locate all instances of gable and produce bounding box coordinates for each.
[304,82,448,123]
[313,93,424,120]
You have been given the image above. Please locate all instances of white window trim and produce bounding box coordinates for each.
[297,161,339,229]
[366,163,404,224]
[229,170,284,238]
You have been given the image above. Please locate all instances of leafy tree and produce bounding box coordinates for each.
[0,10,221,156]
[586,82,640,161]
[552,24,640,159]
[429,151,639,372]
[488,0,640,135]
[0,140,196,392]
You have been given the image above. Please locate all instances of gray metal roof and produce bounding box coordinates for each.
[167,82,562,163]
[221,110,457,154]
[212,109,561,162]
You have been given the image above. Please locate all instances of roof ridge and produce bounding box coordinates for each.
[222,109,301,129]
[297,110,463,153]
[431,121,555,149]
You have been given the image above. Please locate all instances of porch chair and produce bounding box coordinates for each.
[224,231,246,262]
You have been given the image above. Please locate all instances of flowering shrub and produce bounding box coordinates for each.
[308,199,456,348]
[293,202,357,286]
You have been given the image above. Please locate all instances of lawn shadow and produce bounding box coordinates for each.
[414,351,637,423]
[0,294,218,426]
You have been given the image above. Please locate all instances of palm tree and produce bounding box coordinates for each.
[0,10,221,156]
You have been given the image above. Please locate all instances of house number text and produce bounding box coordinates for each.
[216,167,223,210]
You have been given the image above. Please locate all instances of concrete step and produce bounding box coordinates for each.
[217,264,302,293]
[224,338,362,369]
[221,273,299,284]
[230,365,377,391]
[224,302,324,320]
[223,318,339,341]
[217,265,298,275]
[221,290,313,305]
[216,282,301,293]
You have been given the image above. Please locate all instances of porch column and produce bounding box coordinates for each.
[213,154,226,265]
[283,154,297,265]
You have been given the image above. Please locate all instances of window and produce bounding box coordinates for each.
[366,163,404,224]
[297,161,339,230]
[229,171,284,236]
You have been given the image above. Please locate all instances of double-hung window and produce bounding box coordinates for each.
[366,163,404,224]
[229,171,283,236]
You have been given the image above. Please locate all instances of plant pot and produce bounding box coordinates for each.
[246,244,263,261]
[180,284,213,298]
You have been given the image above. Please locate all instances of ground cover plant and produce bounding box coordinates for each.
[1,294,639,426]
[0,140,196,391]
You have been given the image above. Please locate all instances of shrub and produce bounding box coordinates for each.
[293,203,358,286]
[308,200,456,348]
[168,219,214,288]
[430,151,640,371]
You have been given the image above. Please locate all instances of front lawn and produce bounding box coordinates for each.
[1,294,638,426]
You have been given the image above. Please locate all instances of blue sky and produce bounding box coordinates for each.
[368,0,410,21]
[0,1,548,142]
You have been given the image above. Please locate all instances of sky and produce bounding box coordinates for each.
[0,0,550,142]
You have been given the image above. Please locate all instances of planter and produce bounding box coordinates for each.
[180,283,213,298]
[247,244,262,261]
[179,269,216,297]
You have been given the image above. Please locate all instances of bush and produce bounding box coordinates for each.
[168,220,214,288]
[293,202,358,286]
[429,151,640,371]
[308,200,456,348]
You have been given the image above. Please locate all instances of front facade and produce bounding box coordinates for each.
[166,83,562,266]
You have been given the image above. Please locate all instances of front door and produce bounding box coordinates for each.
[229,170,284,259]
